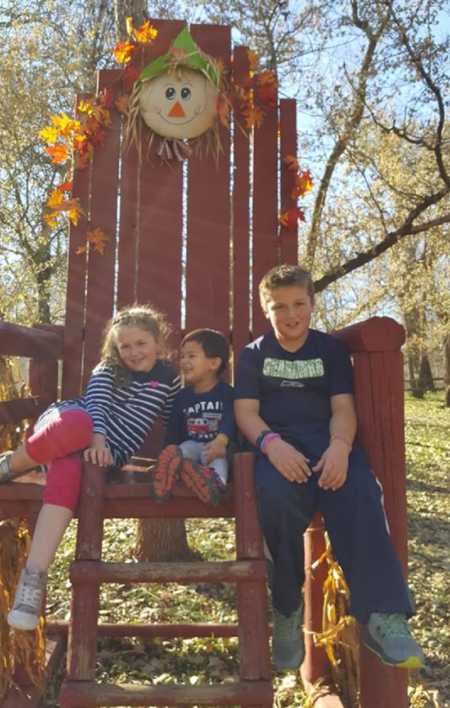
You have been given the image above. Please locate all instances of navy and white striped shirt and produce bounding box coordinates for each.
[67,361,180,465]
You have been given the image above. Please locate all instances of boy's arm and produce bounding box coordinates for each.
[312,393,356,490]
[234,398,311,483]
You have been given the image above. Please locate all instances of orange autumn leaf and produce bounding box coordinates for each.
[75,244,87,255]
[284,154,299,172]
[217,94,231,127]
[87,227,109,254]
[291,169,313,199]
[133,20,158,44]
[242,103,264,129]
[279,207,305,230]
[115,94,129,114]
[46,144,69,164]
[113,40,136,65]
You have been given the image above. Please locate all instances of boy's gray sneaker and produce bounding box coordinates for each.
[7,567,47,631]
[272,602,305,670]
[361,612,425,669]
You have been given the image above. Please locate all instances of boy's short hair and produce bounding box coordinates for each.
[182,328,230,376]
[259,264,314,311]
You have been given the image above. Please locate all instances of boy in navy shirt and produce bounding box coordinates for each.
[151,329,234,505]
[234,264,424,671]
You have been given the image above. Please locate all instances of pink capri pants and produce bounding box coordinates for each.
[25,405,93,512]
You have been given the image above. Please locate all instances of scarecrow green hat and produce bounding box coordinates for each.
[138,27,221,88]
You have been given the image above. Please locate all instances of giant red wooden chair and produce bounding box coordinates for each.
[0,19,410,708]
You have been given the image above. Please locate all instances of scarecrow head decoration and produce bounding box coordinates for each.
[127,27,223,160]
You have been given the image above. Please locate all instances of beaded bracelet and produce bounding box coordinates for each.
[260,432,281,453]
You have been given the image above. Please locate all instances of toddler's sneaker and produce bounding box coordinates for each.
[149,445,183,501]
[361,612,425,669]
[272,601,305,670]
[180,459,225,505]
[8,566,47,631]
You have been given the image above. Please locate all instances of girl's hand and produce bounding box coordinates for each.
[203,436,228,464]
[265,438,311,483]
[313,439,350,490]
[84,433,113,467]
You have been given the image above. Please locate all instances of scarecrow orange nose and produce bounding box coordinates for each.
[168,101,186,118]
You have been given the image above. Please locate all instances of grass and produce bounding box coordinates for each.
[38,392,449,707]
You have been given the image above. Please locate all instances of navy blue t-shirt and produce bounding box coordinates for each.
[165,381,235,446]
[234,329,353,461]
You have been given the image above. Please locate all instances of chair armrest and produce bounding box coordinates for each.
[333,316,405,354]
[0,321,64,359]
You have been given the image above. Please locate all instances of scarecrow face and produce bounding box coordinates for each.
[139,68,218,140]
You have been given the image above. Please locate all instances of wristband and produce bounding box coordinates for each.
[331,434,352,449]
[255,429,272,450]
[260,432,281,453]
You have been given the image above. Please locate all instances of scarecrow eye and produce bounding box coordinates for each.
[165,86,176,100]
[181,87,192,101]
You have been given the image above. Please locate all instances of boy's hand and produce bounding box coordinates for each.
[84,433,113,467]
[265,438,311,483]
[203,436,228,464]
[313,439,350,490]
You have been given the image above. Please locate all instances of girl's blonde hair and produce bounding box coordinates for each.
[99,304,172,387]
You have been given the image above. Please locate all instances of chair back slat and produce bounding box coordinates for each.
[61,21,298,392]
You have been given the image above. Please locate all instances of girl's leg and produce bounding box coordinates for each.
[1,406,92,481]
[8,453,82,631]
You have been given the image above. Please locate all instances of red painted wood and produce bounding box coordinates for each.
[233,452,264,559]
[0,398,42,425]
[301,515,331,684]
[62,95,92,400]
[136,20,185,332]
[48,620,239,638]
[117,137,140,308]
[60,679,273,707]
[1,634,65,708]
[70,559,264,584]
[231,46,251,367]
[279,98,299,264]
[185,24,231,333]
[67,463,106,681]
[0,321,63,358]
[252,79,278,337]
[29,359,58,409]
[81,70,122,386]
[334,316,405,353]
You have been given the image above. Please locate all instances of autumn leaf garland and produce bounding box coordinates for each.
[40,19,159,254]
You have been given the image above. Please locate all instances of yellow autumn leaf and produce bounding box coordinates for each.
[39,126,59,144]
[133,20,158,44]
[43,211,59,228]
[50,113,81,137]
[46,189,64,209]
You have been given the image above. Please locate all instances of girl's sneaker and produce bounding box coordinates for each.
[8,566,47,631]
[150,445,183,501]
[0,452,47,484]
[180,459,225,505]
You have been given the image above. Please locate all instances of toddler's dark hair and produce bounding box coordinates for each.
[182,329,230,376]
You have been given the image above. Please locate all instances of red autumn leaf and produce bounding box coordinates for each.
[279,207,305,230]
[115,94,130,114]
[255,70,278,107]
[57,181,73,193]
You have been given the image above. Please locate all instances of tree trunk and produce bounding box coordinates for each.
[418,353,435,393]
[114,0,146,40]
[135,518,199,562]
[445,335,450,407]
